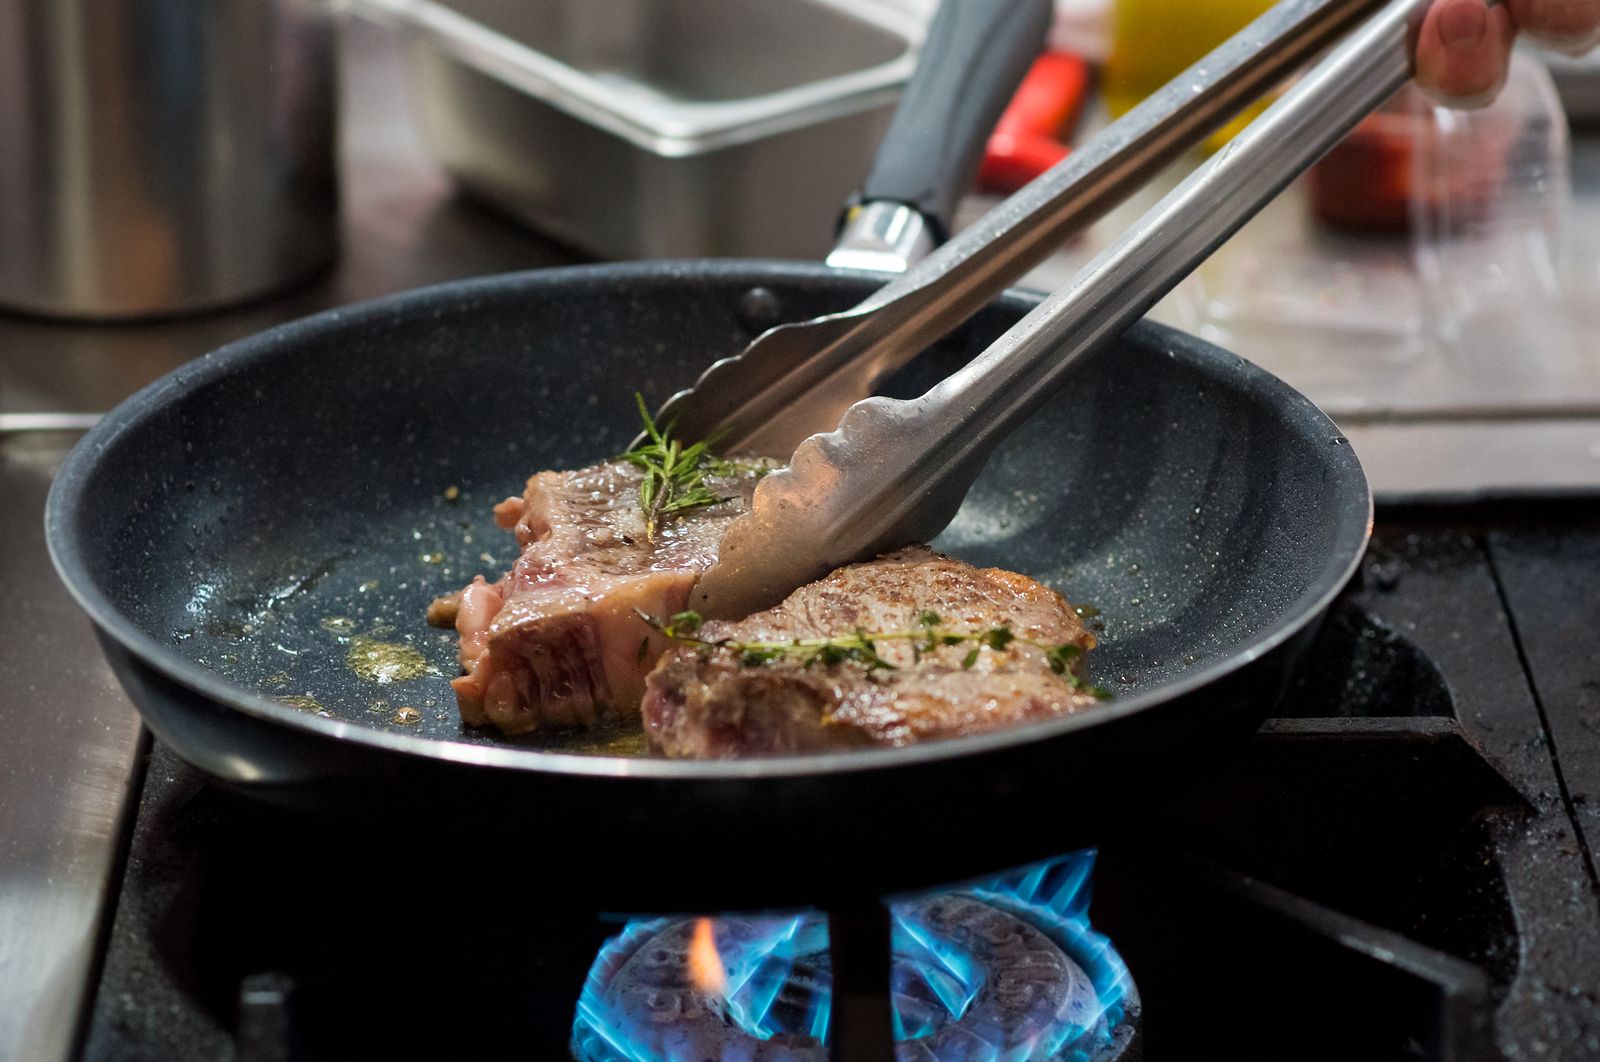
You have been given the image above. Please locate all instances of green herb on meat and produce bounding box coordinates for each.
[617,394,774,541]
[636,608,1108,697]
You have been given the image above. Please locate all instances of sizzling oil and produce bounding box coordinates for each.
[533,719,653,758]
[345,635,430,684]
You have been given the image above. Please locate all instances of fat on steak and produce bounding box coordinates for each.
[437,458,764,734]
[641,546,1099,757]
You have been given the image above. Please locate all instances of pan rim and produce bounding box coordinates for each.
[45,260,1372,783]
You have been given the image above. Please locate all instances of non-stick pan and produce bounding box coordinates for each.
[46,261,1368,904]
[44,6,1370,910]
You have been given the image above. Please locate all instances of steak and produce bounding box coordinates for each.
[439,458,766,734]
[641,546,1100,757]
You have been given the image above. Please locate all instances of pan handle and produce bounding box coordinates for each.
[826,0,1052,272]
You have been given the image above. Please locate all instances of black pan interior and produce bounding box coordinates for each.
[55,261,1367,764]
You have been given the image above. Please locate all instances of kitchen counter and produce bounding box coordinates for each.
[4,16,1599,1062]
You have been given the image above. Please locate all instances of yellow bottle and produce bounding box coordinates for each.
[1102,0,1276,148]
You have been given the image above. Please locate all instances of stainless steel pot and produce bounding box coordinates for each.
[0,0,339,319]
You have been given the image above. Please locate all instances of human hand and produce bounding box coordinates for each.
[1415,0,1600,106]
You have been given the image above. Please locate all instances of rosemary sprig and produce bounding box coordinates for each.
[639,608,1110,698]
[616,394,772,541]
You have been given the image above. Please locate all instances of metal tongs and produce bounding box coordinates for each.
[673,0,1429,619]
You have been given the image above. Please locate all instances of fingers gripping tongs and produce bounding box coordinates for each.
[663,0,1429,619]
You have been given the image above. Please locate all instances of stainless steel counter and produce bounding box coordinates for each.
[3,16,1598,1062]
[0,433,144,1062]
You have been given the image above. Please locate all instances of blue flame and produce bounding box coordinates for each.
[572,850,1128,1061]
[892,910,982,1029]
[720,916,829,1040]
[966,852,1132,1061]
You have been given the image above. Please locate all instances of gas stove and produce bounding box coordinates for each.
[4,20,1599,1062]
[70,512,1600,1062]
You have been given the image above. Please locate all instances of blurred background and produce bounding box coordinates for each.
[3,0,1599,492]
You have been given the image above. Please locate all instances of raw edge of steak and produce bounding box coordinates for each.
[436,457,765,735]
[640,546,1100,758]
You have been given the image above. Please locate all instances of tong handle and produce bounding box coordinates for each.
[663,0,1391,455]
[898,0,1425,542]
[850,0,1388,322]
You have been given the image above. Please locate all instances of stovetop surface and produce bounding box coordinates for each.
[77,509,1600,1062]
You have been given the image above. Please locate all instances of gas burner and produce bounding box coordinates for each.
[572,853,1138,1061]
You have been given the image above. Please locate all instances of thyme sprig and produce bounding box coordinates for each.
[617,394,772,541]
[638,608,1109,697]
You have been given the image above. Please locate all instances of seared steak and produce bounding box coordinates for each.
[440,458,765,734]
[641,546,1099,757]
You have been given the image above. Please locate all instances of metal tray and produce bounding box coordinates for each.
[370,0,922,258]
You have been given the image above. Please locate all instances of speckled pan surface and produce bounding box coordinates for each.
[47,261,1370,784]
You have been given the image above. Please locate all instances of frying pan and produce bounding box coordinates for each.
[44,6,1370,910]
